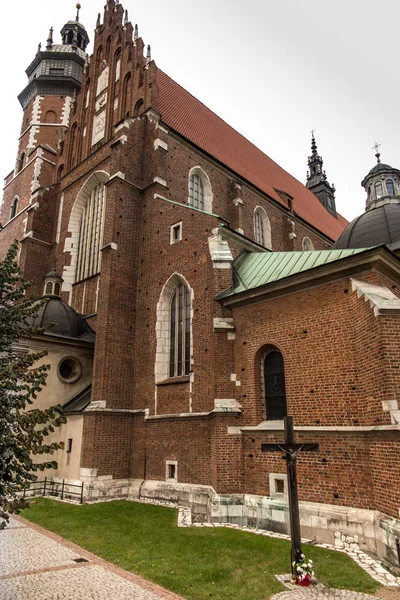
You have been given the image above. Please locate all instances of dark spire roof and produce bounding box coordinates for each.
[306,133,337,217]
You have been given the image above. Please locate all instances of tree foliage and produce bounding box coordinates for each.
[0,241,66,528]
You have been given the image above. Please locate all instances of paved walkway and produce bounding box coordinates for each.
[0,516,183,600]
[1,512,399,599]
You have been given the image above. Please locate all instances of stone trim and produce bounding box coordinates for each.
[351,276,400,316]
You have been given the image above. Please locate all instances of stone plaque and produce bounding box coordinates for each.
[96,66,109,97]
[92,110,106,146]
[95,91,107,113]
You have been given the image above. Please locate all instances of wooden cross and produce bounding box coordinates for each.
[261,416,319,579]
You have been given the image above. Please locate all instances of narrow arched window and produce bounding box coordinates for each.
[54,282,61,296]
[254,210,264,245]
[302,237,314,251]
[386,179,394,196]
[18,152,25,173]
[375,181,383,199]
[254,207,272,249]
[169,282,191,378]
[134,99,144,117]
[189,173,204,210]
[263,350,287,420]
[75,182,106,282]
[10,197,18,220]
[45,282,53,295]
[368,186,371,199]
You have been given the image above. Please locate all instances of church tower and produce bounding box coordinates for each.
[0,4,89,282]
[306,133,337,217]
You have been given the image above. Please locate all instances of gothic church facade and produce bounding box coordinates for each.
[1,2,400,565]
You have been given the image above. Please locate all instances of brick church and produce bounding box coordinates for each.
[1,1,400,564]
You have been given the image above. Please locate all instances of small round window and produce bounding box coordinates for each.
[57,357,82,384]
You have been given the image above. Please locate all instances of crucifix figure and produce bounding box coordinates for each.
[261,416,319,580]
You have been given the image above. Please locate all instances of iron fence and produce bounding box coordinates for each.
[23,477,84,504]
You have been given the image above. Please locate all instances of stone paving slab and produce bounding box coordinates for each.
[0,564,166,600]
[0,527,81,577]
[272,575,378,599]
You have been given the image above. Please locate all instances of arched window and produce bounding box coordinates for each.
[106,36,112,61]
[263,349,287,420]
[253,207,272,249]
[375,181,383,199]
[75,182,106,282]
[18,152,25,173]
[169,282,191,378]
[121,73,132,117]
[45,281,53,295]
[54,282,61,296]
[10,197,18,220]
[188,167,213,212]
[155,274,192,383]
[368,186,371,199]
[189,174,204,210]
[302,236,314,251]
[134,99,144,117]
[386,179,394,196]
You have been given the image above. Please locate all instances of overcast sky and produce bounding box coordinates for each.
[2,0,398,222]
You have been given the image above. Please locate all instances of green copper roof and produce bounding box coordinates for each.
[217,248,370,299]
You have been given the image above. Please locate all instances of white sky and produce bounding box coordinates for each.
[2,0,399,222]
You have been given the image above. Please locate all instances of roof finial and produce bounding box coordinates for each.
[372,141,381,164]
[134,23,138,42]
[311,128,317,155]
[37,42,42,54]
[46,26,53,50]
[76,3,81,21]
[146,44,151,68]
[124,9,128,25]
[96,12,101,27]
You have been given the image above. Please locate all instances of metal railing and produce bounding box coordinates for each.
[23,477,84,504]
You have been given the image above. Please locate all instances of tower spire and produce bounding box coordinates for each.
[306,133,337,217]
[75,3,81,22]
[311,129,317,155]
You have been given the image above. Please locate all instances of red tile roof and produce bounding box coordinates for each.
[156,69,348,241]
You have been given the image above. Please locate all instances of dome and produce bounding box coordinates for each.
[333,204,400,252]
[28,297,95,343]
[361,162,399,187]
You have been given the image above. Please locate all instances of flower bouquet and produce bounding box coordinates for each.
[293,554,314,586]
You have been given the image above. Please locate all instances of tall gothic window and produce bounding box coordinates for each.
[375,181,383,199]
[386,179,394,196]
[10,197,18,220]
[254,207,272,249]
[189,173,204,210]
[263,349,287,420]
[169,282,191,377]
[75,183,105,282]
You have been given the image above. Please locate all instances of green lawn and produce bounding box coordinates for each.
[22,498,379,600]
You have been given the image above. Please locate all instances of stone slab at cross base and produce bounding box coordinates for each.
[273,575,379,599]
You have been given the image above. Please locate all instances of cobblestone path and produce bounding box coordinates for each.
[0,516,183,600]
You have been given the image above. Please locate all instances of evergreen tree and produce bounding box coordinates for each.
[0,241,66,528]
